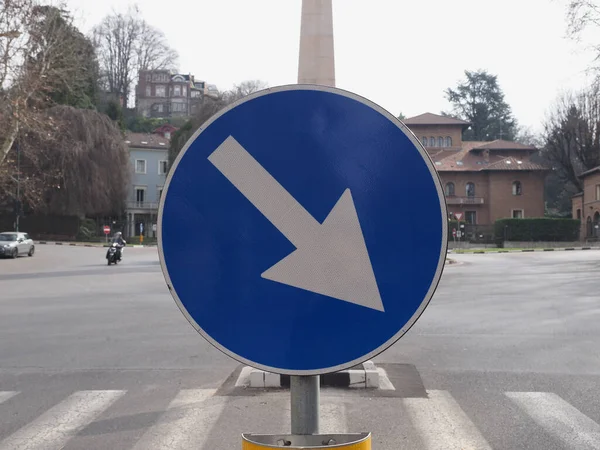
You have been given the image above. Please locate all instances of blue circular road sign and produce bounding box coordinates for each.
[159,85,447,375]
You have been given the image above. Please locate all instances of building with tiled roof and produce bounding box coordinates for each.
[404,113,549,230]
[572,165,600,240]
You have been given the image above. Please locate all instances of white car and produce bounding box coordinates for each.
[0,232,35,258]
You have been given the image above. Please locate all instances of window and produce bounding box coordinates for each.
[465,211,477,225]
[156,85,166,97]
[135,159,147,174]
[596,184,600,200]
[174,85,181,96]
[135,187,146,204]
[430,137,436,147]
[422,137,428,146]
[577,209,582,220]
[157,104,164,113]
[587,216,593,237]
[438,137,444,147]
[157,187,164,200]
[445,136,452,147]
[445,182,455,196]
[172,103,186,112]
[512,209,524,219]
[146,73,151,82]
[512,181,523,196]
[145,85,151,96]
[152,73,159,82]
[466,182,475,197]
[182,86,187,97]
[158,160,168,175]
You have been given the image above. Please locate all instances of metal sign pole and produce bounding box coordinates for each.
[290,375,320,435]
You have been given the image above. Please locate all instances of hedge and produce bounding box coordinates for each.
[494,218,581,242]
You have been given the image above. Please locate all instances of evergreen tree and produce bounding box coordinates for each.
[445,70,518,141]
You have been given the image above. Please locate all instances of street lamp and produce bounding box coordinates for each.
[15,140,21,232]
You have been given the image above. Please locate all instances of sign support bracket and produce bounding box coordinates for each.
[290,375,320,435]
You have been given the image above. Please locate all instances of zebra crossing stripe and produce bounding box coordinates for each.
[318,399,348,434]
[131,389,221,450]
[403,390,492,450]
[0,392,18,405]
[507,392,600,449]
[0,390,125,450]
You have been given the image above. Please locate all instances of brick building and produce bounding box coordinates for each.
[135,70,215,118]
[403,113,549,227]
[572,166,600,239]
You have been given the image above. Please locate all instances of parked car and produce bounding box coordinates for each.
[0,232,35,259]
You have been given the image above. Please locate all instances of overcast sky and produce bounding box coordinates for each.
[66,0,596,133]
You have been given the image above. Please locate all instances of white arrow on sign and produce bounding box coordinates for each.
[208,136,384,312]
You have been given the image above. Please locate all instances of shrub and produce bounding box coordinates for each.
[494,218,580,242]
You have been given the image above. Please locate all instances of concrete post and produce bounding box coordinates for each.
[298,0,335,86]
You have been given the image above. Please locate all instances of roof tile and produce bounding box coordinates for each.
[403,112,470,126]
[125,132,170,150]
[473,140,537,151]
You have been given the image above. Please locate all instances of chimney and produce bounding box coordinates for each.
[483,149,490,163]
[165,131,171,140]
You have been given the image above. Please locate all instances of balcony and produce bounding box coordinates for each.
[127,201,160,211]
[445,196,484,205]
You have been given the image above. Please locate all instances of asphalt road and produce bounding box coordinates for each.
[0,245,599,449]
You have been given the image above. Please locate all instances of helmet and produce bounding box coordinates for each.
[115,231,122,237]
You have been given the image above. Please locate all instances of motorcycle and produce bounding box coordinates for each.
[106,243,123,265]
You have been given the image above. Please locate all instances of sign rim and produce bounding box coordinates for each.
[158,84,448,375]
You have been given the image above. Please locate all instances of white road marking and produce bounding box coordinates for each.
[0,390,125,450]
[132,389,221,450]
[0,392,18,404]
[507,391,600,449]
[403,390,492,450]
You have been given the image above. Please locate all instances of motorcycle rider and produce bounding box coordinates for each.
[111,231,126,260]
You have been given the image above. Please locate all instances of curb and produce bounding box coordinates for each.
[37,241,99,247]
[237,361,387,390]
[452,247,599,254]
[36,242,156,248]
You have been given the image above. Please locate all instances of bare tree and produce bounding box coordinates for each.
[92,5,178,108]
[0,1,95,167]
[542,83,600,192]
[566,1,600,38]
[228,80,269,100]
[565,1,600,71]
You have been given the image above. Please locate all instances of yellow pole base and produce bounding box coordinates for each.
[242,433,371,449]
